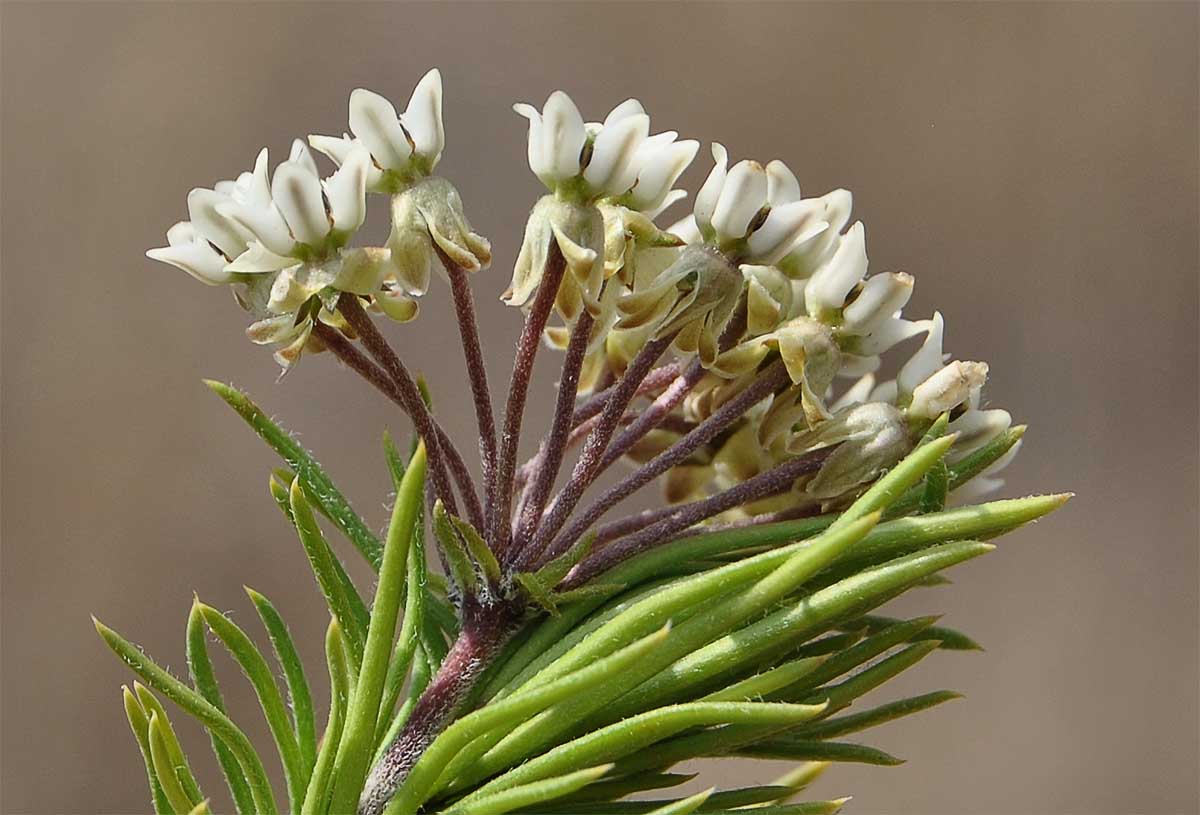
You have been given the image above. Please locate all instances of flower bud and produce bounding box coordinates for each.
[908,360,990,419]
[742,265,794,336]
[788,402,912,501]
[388,176,491,296]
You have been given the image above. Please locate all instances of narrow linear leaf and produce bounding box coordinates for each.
[376,521,428,749]
[327,443,427,815]
[735,740,903,766]
[148,712,203,815]
[778,617,940,698]
[645,789,713,815]
[449,512,503,587]
[920,460,949,514]
[829,435,956,531]
[196,601,307,809]
[802,641,942,714]
[794,690,962,740]
[289,478,369,665]
[842,613,983,651]
[535,531,597,589]
[301,619,352,815]
[383,429,407,489]
[122,687,171,815]
[443,764,613,815]
[94,619,278,815]
[433,499,479,594]
[702,656,826,703]
[547,771,696,806]
[206,380,384,568]
[246,588,317,776]
[186,605,255,814]
[133,684,205,806]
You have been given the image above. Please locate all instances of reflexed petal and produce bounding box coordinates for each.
[146,241,231,285]
[349,88,413,170]
[402,68,444,165]
[897,311,944,397]
[668,214,704,244]
[629,138,699,213]
[308,134,356,167]
[272,160,331,246]
[165,221,196,246]
[324,145,370,233]
[842,271,915,333]
[584,113,649,196]
[376,286,420,322]
[186,188,249,259]
[542,91,587,181]
[805,221,868,313]
[603,98,645,126]
[853,316,927,356]
[766,159,802,205]
[216,199,295,256]
[831,372,877,411]
[711,159,768,241]
[224,241,297,274]
[746,200,826,265]
[288,139,319,176]
[514,103,547,180]
[693,142,729,235]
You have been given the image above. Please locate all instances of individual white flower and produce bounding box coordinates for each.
[908,360,990,419]
[146,220,234,285]
[353,69,444,175]
[778,188,854,278]
[841,272,915,333]
[693,145,828,265]
[612,131,699,217]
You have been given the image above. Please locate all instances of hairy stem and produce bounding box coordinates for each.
[569,362,682,428]
[443,256,498,505]
[358,600,524,815]
[315,319,482,527]
[513,310,595,550]
[514,334,675,570]
[488,245,567,556]
[539,359,791,568]
[564,443,837,587]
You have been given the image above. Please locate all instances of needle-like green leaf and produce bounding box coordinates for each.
[95,618,278,814]
[132,684,205,806]
[327,443,427,815]
[301,619,353,815]
[195,600,307,809]
[701,656,826,702]
[794,690,962,740]
[734,740,903,766]
[442,764,613,815]
[777,617,940,698]
[186,604,255,814]
[148,711,203,815]
[245,588,317,776]
[829,435,956,532]
[288,478,369,666]
[841,614,983,651]
[207,380,384,568]
[546,772,696,805]
[644,789,713,815]
[122,686,171,815]
[433,499,480,595]
[376,519,428,749]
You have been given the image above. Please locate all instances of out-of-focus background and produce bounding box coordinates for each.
[2,2,1197,813]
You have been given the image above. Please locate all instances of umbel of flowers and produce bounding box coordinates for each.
[117,67,1060,815]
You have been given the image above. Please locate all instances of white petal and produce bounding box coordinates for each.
[629,138,699,212]
[147,242,231,285]
[186,188,248,258]
[542,91,586,181]
[289,139,318,176]
[842,271,915,333]
[746,200,825,265]
[308,134,355,167]
[584,112,649,196]
[668,214,703,244]
[711,159,768,241]
[324,145,370,233]
[272,160,331,246]
[908,361,989,419]
[216,200,295,256]
[402,68,444,165]
[766,159,802,206]
[831,373,877,411]
[853,316,927,355]
[693,142,728,235]
[869,378,899,404]
[897,311,944,397]
[822,188,853,233]
[349,88,412,171]
[645,189,689,220]
[224,241,297,274]
[513,103,548,180]
[805,221,868,312]
[603,98,645,126]
[166,221,196,246]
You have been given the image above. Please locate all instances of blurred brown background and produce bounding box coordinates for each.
[2,2,1197,813]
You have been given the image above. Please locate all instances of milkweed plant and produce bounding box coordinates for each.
[97,69,1068,815]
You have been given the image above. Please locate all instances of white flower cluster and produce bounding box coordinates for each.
[507,92,1017,507]
[148,69,487,369]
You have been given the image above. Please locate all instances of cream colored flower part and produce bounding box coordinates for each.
[514,92,696,209]
[693,145,829,264]
[788,402,912,501]
[387,176,492,296]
